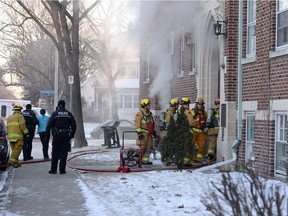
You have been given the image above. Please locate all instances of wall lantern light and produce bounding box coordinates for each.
[214,14,228,39]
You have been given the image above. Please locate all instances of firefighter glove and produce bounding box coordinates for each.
[24,133,30,139]
[137,132,144,140]
[152,131,157,138]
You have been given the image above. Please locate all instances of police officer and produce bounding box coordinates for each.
[22,104,38,161]
[46,100,76,174]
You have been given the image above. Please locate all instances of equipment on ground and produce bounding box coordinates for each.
[101,121,121,149]
[117,131,142,173]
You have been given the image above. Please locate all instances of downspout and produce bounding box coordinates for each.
[195,1,243,172]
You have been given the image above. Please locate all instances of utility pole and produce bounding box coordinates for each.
[54,47,59,111]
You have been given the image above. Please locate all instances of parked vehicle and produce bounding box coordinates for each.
[0,99,31,125]
[90,119,136,139]
[0,117,9,169]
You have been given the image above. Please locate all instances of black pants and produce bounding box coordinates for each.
[23,129,35,160]
[50,132,71,173]
[39,132,49,158]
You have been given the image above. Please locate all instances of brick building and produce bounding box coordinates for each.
[139,0,288,179]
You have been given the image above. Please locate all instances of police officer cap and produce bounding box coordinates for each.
[58,100,65,108]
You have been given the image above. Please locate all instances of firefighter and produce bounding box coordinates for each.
[7,104,29,168]
[206,97,220,160]
[22,104,38,161]
[45,100,76,174]
[135,98,156,165]
[164,98,179,129]
[179,97,194,164]
[191,97,208,162]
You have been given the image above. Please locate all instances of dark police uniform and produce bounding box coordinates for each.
[46,102,76,174]
[22,105,38,161]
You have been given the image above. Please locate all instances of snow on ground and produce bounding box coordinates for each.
[1,122,288,216]
[68,141,288,216]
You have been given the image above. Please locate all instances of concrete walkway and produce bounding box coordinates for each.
[0,140,88,216]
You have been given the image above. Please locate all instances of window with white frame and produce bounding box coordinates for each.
[247,0,256,57]
[245,112,255,163]
[275,113,287,176]
[118,94,138,109]
[119,62,139,78]
[168,32,174,55]
[179,30,184,76]
[133,95,139,108]
[277,0,288,48]
[145,46,150,81]
[191,44,196,71]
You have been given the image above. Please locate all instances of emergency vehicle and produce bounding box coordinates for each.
[0,99,31,125]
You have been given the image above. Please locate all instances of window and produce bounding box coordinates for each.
[118,94,138,109]
[168,32,174,55]
[179,31,184,76]
[133,95,139,109]
[275,113,287,176]
[247,0,256,57]
[124,95,132,108]
[277,0,288,48]
[145,46,150,82]
[191,44,196,71]
[119,62,139,78]
[245,112,255,163]
[1,105,6,118]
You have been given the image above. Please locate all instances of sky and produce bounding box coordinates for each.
[1,124,288,216]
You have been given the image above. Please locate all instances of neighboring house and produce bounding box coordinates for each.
[81,31,139,122]
[139,0,288,179]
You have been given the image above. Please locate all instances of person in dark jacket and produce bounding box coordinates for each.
[22,104,38,161]
[45,100,76,174]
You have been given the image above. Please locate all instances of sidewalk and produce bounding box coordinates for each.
[0,139,89,216]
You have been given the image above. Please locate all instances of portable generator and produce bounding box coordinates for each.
[117,131,142,172]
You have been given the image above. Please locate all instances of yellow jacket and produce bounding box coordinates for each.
[7,111,29,142]
[135,108,155,134]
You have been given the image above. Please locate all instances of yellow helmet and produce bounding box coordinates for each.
[13,103,23,111]
[141,98,150,106]
[196,97,205,105]
[170,98,179,106]
[179,97,190,105]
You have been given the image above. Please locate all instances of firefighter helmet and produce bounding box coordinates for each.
[13,103,23,111]
[170,98,179,106]
[196,97,205,105]
[180,97,190,105]
[141,98,150,106]
[215,97,220,105]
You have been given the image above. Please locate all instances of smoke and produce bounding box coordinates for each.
[141,1,205,108]
[149,53,172,107]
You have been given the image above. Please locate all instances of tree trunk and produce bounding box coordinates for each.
[72,0,87,148]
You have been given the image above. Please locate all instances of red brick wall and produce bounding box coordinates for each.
[231,0,288,177]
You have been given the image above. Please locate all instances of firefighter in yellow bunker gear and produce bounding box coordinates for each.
[134,98,155,164]
[164,98,179,129]
[207,97,220,160]
[7,104,29,168]
[179,97,195,164]
[191,98,208,162]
